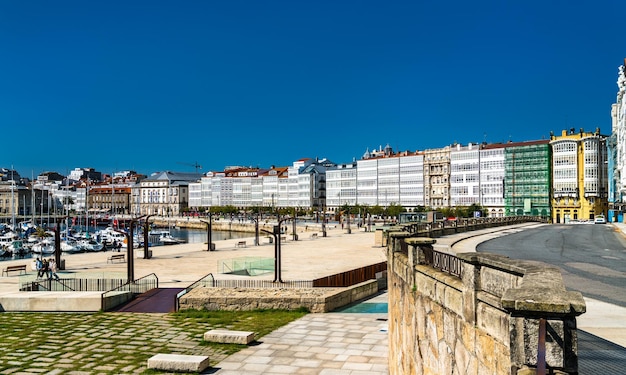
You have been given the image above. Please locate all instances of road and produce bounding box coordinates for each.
[476,223,626,308]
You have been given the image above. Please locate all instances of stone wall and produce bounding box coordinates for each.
[386,233,586,375]
[178,279,379,313]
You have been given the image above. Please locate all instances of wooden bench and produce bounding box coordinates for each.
[280,236,287,241]
[236,241,247,248]
[107,254,126,263]
[2,264,27,276]
[310,233,318,239]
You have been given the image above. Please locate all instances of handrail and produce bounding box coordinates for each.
[101,273,159,311]
[175,273,214,311]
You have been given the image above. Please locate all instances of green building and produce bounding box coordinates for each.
[504,140,551,217]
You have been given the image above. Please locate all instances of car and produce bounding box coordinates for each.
[594,216,607,224]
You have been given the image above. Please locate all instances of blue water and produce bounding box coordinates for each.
[336,302,388,313]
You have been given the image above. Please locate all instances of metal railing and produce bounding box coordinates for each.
[101,273,159,311]
[175,273,215,311]
[421,246,462,278]
[21,276,127,292]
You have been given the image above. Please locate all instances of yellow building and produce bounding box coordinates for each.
[550,128,608,223]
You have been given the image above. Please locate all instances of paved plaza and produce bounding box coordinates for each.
[0,223,625,374]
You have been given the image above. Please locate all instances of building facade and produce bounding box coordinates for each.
[423,146,451,209]
[550,129,608,223]
[504,140,551,217]
[136,171,200,216]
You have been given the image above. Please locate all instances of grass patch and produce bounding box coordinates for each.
[174,307,309,355]
[0,308,308,374]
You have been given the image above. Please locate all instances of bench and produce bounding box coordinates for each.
[310,233,318,239]
[204,329,255,344]
[281,236,287,241]
[147,353,210,373]
[2,264,27,276]
[236,241,247,248]
[107,254,125,263]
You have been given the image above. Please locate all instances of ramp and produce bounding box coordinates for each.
[112,288,184,313]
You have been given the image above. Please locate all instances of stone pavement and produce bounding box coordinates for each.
[1,222,624,374]
[212,306,389,375]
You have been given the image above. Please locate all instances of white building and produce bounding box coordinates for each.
[189,159,331,212]
[450,143,480,206]
[479,145,505,217]
[612,61,626,204]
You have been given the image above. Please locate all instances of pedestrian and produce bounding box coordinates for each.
[35,257,44,279]
[49,258,60,280]
[40,258,49,279]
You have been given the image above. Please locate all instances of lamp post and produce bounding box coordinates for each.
[261,215,292,283]
[115,215,145,283]
[292,207,298,241]
[322,205,327,237]
[53,217,66,270]
[250,209,260,246]
[346,205,351,234]
[200,212,215,251]
[143,214,155,259]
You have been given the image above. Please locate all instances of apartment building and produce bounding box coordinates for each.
[610,60,626,221]
[423,146,451,209]
[550,128,608,223]
[504,140,551,217]
[136,171,200,216]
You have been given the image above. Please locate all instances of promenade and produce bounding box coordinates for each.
[0,223,624,374]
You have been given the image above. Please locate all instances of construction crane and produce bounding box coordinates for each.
[177,162,202,174]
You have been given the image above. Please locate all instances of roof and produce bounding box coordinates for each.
[146,171,202,182]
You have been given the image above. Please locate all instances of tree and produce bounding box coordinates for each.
[386,203,405,220]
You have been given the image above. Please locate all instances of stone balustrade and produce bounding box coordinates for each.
[386,231,585,375]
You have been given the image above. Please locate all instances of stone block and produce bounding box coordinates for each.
[204,329,255,344]
[147,353,210,373]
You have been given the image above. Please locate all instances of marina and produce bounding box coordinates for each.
[0,224,252,262]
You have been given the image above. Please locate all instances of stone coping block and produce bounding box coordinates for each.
[204,329,255,344]
[147,353,210,373]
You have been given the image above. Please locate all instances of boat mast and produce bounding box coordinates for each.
[10,167,15,231]
[86,178,89,236]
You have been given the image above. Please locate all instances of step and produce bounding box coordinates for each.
[147,353,210,372]
[204,329,255,344]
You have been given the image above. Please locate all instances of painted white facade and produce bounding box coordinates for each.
[356,159,377,206]
[450,143,480,206]
[612,63,626,202]
[479,146,505,217]
[327,163,357,209]
[552,138,578,198]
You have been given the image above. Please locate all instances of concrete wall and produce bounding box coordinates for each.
[386,233,586,375]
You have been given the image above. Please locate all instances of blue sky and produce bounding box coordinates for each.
[2,1,625,177]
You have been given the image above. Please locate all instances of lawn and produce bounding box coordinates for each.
[0,308,308,374]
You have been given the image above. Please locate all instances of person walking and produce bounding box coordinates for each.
[49,258,60,280]
[35,257,44,279]
[39,258,49,280]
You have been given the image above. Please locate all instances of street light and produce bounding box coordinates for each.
[261,215,292,283]
[200,212,215,251]
[292,207,298,241]
[322,205,327,237]
[249,209,260,246]
[143,214,155,259]
[115,215,146,282]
